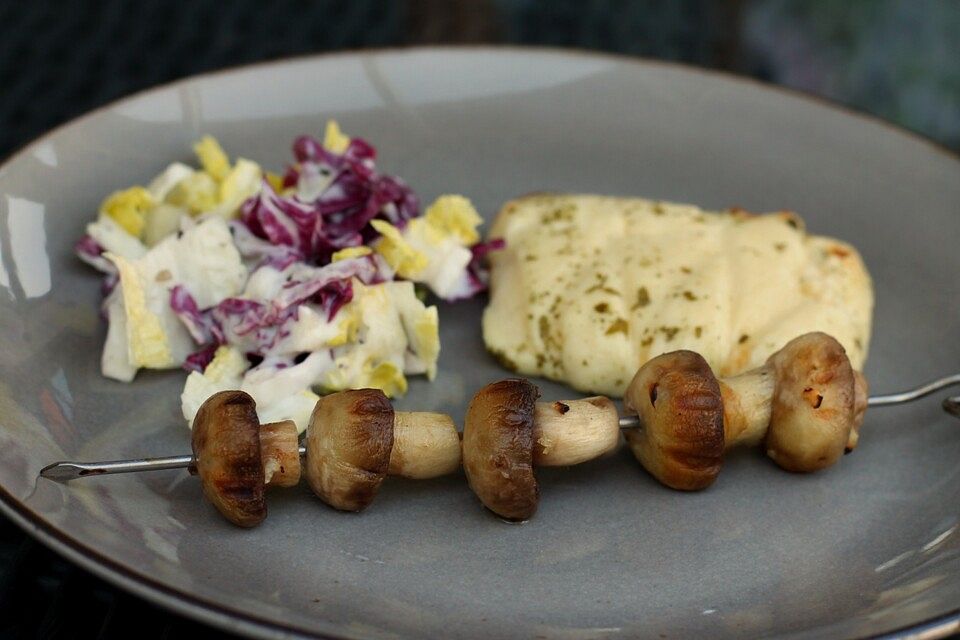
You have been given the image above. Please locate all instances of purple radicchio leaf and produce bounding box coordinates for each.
[237,134,419,266]
[75,235,116,275]
[440,237,507,302]
[183,345,218,373]
[170,254,393,361]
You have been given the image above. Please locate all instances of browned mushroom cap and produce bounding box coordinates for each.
[306,389,394,512]
[462,379,540,521]
[192,390,266,527]
[623,351,725,491]
[845,371,869,453]
[764,332,857,472]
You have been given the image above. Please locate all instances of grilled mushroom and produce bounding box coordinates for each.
[719,334,865,465]
[846,371,869,452]
[764,332,857,472]
[463,380,621,520]
[191,390,266,527]
[463,379,540,520]
[623,351,726,491]
[627,333,863,488]
[306,389,394,512]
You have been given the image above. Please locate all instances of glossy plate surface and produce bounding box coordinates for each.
[1,48,959,639]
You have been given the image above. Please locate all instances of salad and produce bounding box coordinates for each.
[76,121,501,433]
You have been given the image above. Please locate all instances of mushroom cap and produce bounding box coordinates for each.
[764,332,856,472]
[306,389,394,512]
[623,350,725,491]
[463,378,540,520]
[191,390,266,527]
[845,371,869,452]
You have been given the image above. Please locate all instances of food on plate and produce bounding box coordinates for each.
[622,350,726,491]
[465,332,866,517]
[482,194,873,397]
[622,332,867,491]
[74,122,501,433]
[388,411,462,479]
[462,379,620,520]
[305,389,394,512]
[188,330,868,524]
[305,389,460,512]
[187,387,461,523]
[191,390,268,527]
[44,331,960,526]
[258,419,302,488]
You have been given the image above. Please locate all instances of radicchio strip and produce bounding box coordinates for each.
[237,135,418,266]
[170,254,393,364]
[75,235,116,275]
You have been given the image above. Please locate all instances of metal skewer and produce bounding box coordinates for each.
[39,375,960,483]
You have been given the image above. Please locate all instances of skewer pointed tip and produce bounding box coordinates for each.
[39,462,88,483]
[39,454,195,482]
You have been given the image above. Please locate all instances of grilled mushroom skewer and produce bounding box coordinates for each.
[620,332,870,490]
[190,390,300,527]
[305,389,460,512]
[461,332,959,517]
[41,388,462,526]
[461,334,864,517]
[41,332,960,524]
[462,380,621,521]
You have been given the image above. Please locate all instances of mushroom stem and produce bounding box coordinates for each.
[260,420,301,488]
[388,412,461,479]
[532,397,620,466]
[719,367,776,449]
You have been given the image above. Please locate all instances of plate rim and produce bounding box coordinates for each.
[2,44,958,640]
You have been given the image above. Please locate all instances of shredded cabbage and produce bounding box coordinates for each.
[240,131,419,266]
[76,125,504,426]
[100,216,247,380]
[170,254,392,359]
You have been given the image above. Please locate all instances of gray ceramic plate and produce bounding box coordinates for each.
[1,47,959,639]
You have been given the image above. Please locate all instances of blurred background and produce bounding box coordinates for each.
[1,0,957,637]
